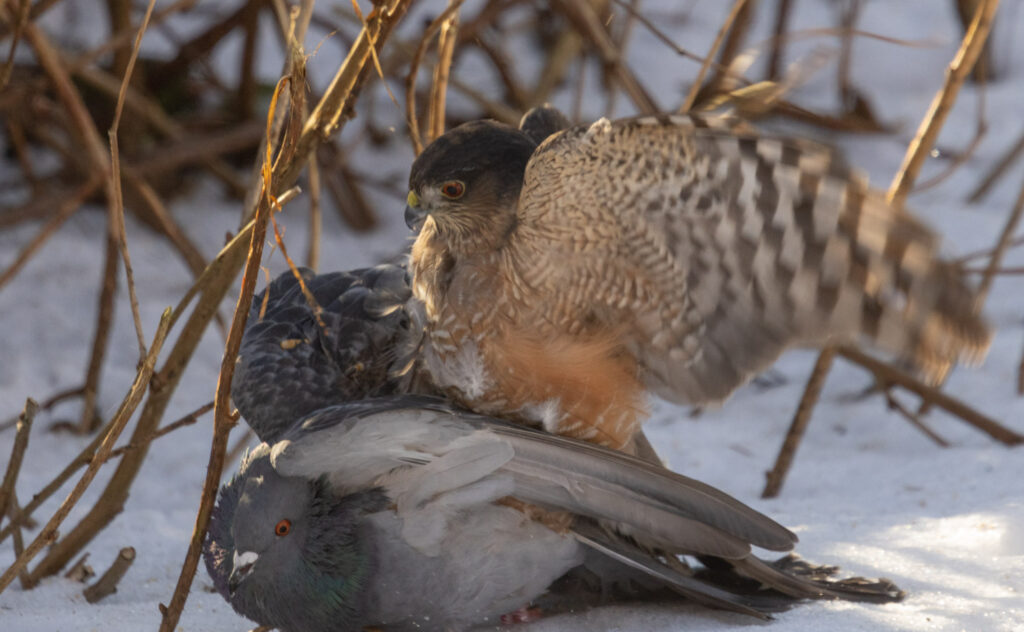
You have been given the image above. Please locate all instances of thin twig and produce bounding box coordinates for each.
[762,348,835,498]
[77,229,119,434]
[680,0,749,112]
[0,309,172,593]
[405,0,465,155]
[702,0,756,100]
[881,387,950,446]
[766,0,793,80]
[953,234,1024,265]
[103,401,215,462]
[887,0,1000,209]
[108,0,160,359]
[0,402,212,545]
[0,0,32,91]
[976,176,1024,304]
[7,496,31,589]
[0,176,102,292]
[556,0,658,115]
[968,130,1024,203]
[0,400,38,529]
[426,2,459,143]
[838,346,1023,445]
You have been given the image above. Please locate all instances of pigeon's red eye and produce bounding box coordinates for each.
[274,519,291,536]
[440,181,465,199]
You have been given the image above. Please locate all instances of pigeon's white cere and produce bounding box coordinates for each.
[233,551,259,572]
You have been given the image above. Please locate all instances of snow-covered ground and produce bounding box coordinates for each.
[1,1,1023,630]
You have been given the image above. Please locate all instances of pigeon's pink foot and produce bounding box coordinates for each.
[500,606,543,624]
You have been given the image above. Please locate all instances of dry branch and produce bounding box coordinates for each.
[976,177,1024,305]
[0,309,172,594]
[766,0,793,80]
[427,3,460,143]
[0,402,212,546]
[887,0,999,209]
[968,130,1024,203]
[0,399,37,529]
[762,349,834,498]
[555,0,657,115]
[159,67,295,630]
[405,1,465,155]
[837,346,1022,445]
[5,495,30,589]
[83,547,136,604]
[0,176,102,292]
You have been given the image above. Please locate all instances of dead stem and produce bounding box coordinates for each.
[766,0,793,80]
[838,346,1022,445]
[762,348,834,499]
[427,2,460,144]
[968,130,1024,203]
[0,309,172,594]
[556,0,657,114]
[0,399,38,530]
[405,1,465,155]
[976,176,1024,305]
[887,0,999,209]
[0,402,213,546]
[83,546,136,604]
[0,176,102,292]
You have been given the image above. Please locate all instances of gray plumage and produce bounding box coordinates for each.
[231,265,414,441]
[518,104,572,145]
[205,396,903,632]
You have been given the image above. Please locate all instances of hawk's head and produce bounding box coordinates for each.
[406,120,536,254]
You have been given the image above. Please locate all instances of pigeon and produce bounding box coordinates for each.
[231,264,418,442]
[205,395,904,632]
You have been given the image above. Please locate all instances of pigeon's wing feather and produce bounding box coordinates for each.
[231,265,411,441]
[569,520,773,619]
[270,397,794,557]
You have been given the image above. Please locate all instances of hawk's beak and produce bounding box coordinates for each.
[228,550,258,595]
[405,190,426,231]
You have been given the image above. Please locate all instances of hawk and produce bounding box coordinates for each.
[404,113,991,452]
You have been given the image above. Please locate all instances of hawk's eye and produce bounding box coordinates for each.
[274,519,291,536]
[440,181,465,199]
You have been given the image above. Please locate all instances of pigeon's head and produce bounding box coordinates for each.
[406,120,536,254]
[204,445,374,632]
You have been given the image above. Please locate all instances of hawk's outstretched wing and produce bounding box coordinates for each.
[515,114,989,404]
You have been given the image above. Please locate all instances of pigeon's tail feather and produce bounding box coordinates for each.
[570,521,775,619]
[719,555,906,603]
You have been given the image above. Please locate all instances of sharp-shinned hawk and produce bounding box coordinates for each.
[404,112,991,452]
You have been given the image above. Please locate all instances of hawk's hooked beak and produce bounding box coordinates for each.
[405,190,426,231]
[228,550,258,595]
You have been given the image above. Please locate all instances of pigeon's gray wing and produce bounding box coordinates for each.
[231,265,412,441]
[270,395,795,558]
[519,104,571,145]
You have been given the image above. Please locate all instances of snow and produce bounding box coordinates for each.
[2,1,1023,631]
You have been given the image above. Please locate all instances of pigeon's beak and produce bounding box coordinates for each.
[228,550,258,595]
[405,190,426,231]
